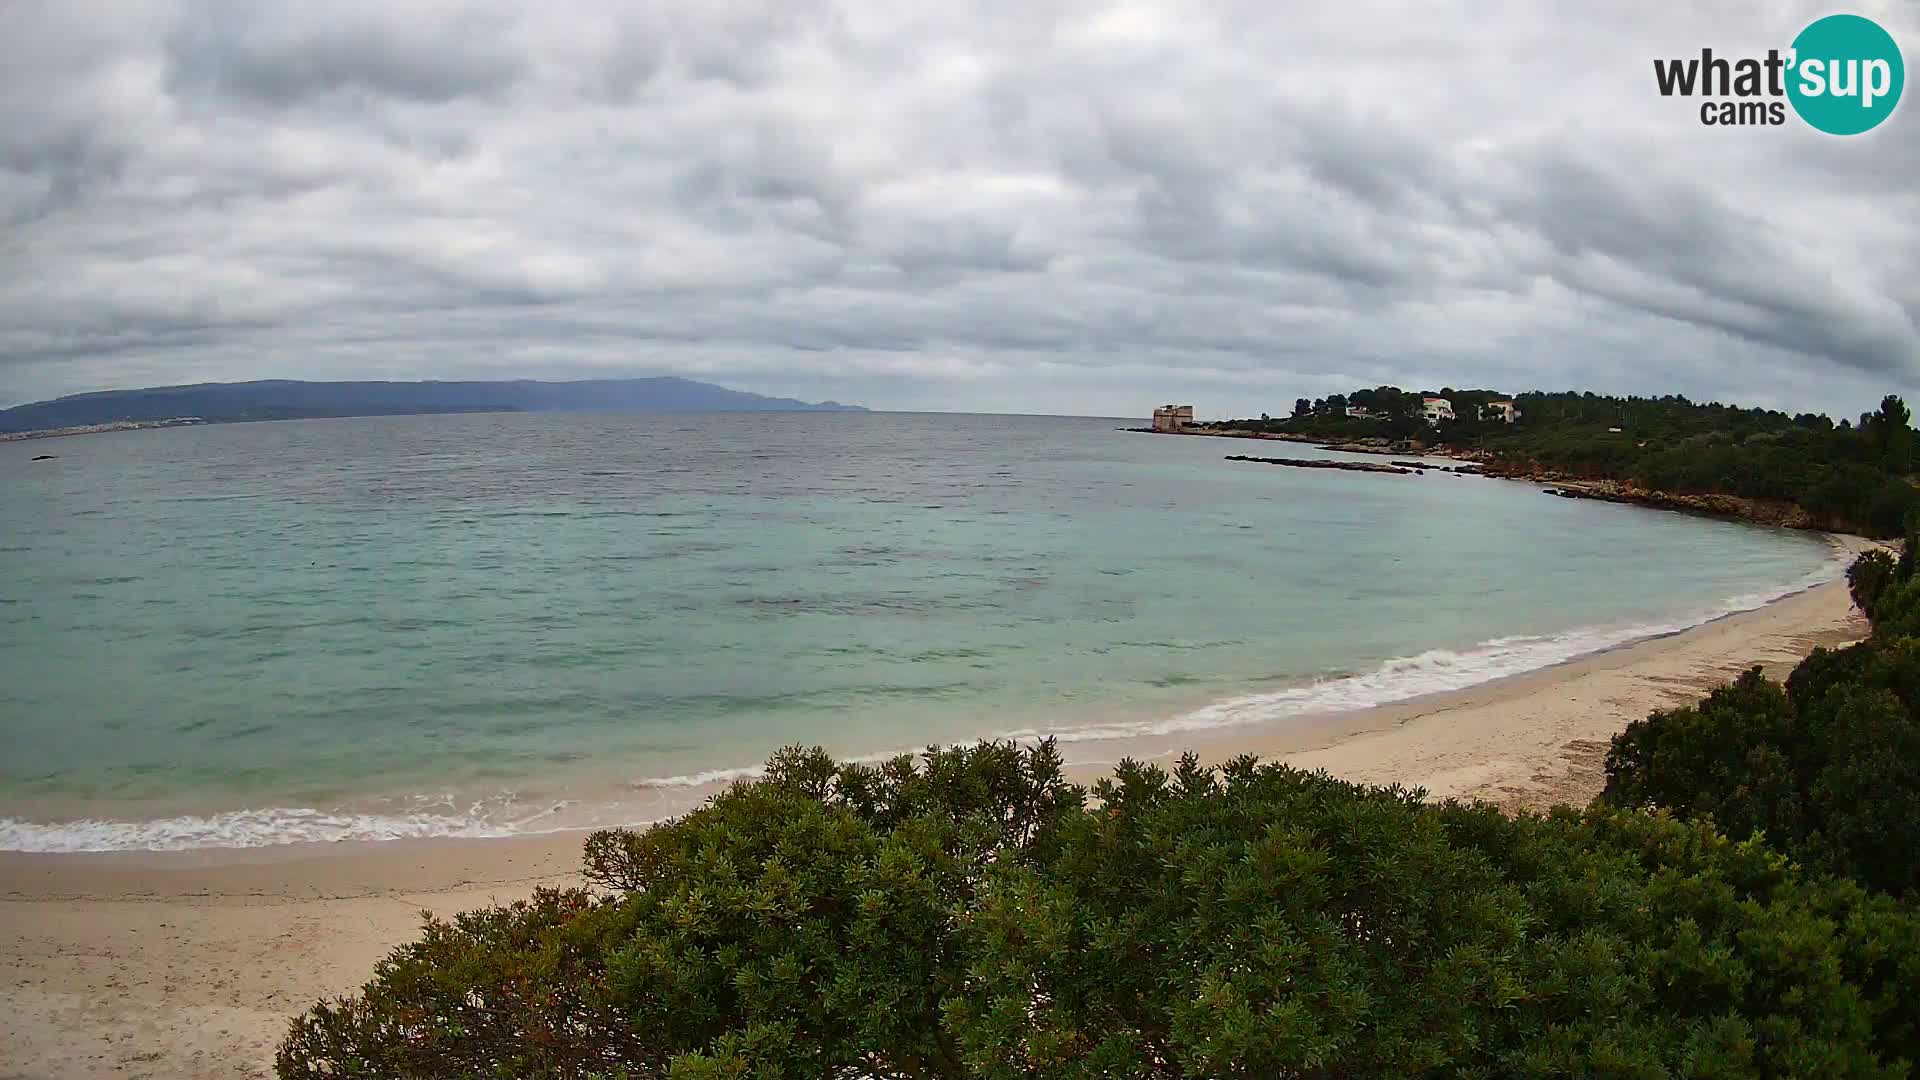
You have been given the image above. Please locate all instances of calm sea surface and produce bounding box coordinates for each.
[0,411,1837,850]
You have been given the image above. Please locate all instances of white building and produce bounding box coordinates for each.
[1420,396,1455,425]
[1151,404,1195,432]
[1478,399,1519,424]
[1345,405,1376,419]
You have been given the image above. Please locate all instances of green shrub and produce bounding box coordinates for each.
[1602,546,1920,899]
[282,746,1920,1079]
[1603,643,1920,899]
[956,759,1918,1078]
[276,887,644,1079]
[281,741,1080,1080]
[1871,573,1920,640]
[1849,548,1898,615]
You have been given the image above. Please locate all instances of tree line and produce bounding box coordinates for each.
[1217,389,1919,538]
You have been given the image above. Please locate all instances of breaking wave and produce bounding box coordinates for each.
[2,551,1849,852]
[631,765,769,789]
[992,552,1850,745]
[0,800,575,854]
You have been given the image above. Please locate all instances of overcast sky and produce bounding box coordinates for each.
[2,0,1915,418]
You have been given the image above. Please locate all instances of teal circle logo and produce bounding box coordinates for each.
[1787,14,1904,135]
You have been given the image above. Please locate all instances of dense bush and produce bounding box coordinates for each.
[1850,549,1899,614]
[279,741,1080,1079]
[1865,532,1920,639]
[1601,654,1920,898]
[958,760,1920,1078]
[282,743,1920,1078]
[1874,576,1920,640]
[1603,545,1920,899]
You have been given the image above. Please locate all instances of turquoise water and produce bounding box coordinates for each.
[0,412,1838,850]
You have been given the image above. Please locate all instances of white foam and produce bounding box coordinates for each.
[994,553,1849,746]
[631,764,769,789]
[0,800,575,854]
[3,553,1848,852]
[628,747,912,790]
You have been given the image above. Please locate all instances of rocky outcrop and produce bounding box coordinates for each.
[1136,422,1849,533]
[1315,438,1434,457]
[1387,460,1483,473]
[1226,455,1414,475]
[1527,477,1818,529]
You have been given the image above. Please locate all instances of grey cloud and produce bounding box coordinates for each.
[669,122,858,243]
[164,2,527,106]
[1491,144,1919,376]
[0,0,1914,417]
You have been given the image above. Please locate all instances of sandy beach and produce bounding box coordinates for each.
[0,559,1872,1080]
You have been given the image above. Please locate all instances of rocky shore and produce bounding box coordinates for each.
[1416,450,1822,530]
[1523,476,1816,529]
[1138,424,1836,534]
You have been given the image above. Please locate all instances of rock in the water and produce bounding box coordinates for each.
[1226,455,1413,475]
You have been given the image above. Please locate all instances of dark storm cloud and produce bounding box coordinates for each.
[0,0,1914,418]
[164,3,528,107]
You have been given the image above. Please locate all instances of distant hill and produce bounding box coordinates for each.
[0,378,867,432]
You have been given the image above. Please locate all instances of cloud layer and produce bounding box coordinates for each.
[2,0,1915,416]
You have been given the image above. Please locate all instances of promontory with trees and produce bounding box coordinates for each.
[282,534,1920,1077]
[1199,388,1919,539]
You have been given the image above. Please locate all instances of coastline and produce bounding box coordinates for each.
[1168,563,1867,809]
[0,550,1873,1080]
[1141,425,1856,536]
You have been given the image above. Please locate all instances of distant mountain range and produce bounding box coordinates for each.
[0,378,867,432]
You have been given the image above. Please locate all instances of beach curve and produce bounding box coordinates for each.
[0,544,1877,1078]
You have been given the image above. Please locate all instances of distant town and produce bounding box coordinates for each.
[0,417,205,442]
[1150,392,1520,434]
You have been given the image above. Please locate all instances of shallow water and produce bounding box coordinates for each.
[0,411,1837,850]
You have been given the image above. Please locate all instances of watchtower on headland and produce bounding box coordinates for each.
[1151,404,1194,432]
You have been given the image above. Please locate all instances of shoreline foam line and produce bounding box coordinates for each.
[997,551,1849,746]
[0,550,1852,853]
[0,800,582,855]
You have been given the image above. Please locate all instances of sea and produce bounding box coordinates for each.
[0,411,1841,852]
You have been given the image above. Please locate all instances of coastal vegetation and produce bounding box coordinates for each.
[1215,390,1919,538]
[282,729,1920,1077]
[274,528,1920,1078]
[1601,530,1920,898]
